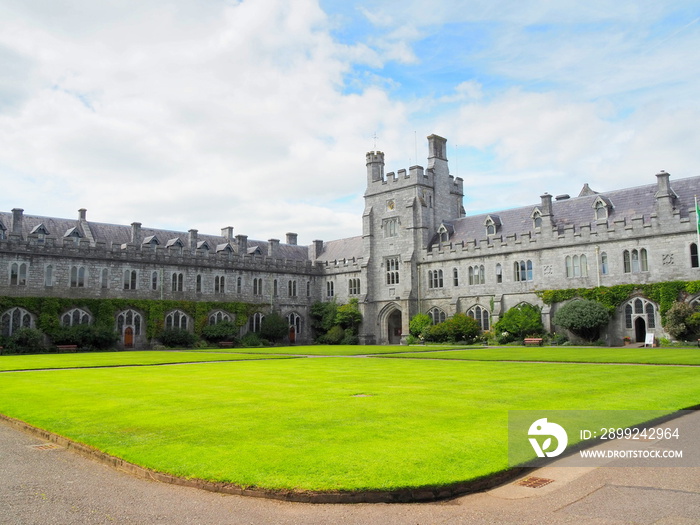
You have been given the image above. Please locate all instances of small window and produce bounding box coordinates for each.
[45,265,54,287]
[691,243,699,268]
[601,252,608,275]
[152,271,159,291]
[496,263,502,283]
[453,268,459,286]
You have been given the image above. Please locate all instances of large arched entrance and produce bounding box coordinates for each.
[387,310,402,345]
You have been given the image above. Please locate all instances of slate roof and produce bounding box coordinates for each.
[434,175,700,247]
[314,236,363,263]
[0,212,310,262]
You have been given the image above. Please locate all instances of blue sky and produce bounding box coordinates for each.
[1,0,699,243]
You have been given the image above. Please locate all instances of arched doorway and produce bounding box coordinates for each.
[634,317,646,343]
[288,325,296,344]
[388,310,402,345]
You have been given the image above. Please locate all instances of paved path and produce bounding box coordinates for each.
[2,414,699,524]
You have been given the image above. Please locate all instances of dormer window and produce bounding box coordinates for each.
[484,215,501,236]
[216,243,234,254]
[531,209,543,230]
[64,227,82,243]
[30,223,49,243]
[143,235,160,250]
[592,196,613,221]
[437,222,454,243]
[197,240,211,252]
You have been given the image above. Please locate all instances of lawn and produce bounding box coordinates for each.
[188,344,471,356]
[0,352,698,493]
[0,351,296,372]
[385,347,700,365]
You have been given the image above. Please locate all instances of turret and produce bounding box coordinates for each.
[366,151,384,184]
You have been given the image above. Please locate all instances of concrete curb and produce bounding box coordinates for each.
[0,413,525,504]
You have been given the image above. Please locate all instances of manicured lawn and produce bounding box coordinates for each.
[385,347,700,365]
[0,355,698,492]
[188,344,472,356]
[0,351,296,372]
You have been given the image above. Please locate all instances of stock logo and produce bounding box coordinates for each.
[528,418,568,458]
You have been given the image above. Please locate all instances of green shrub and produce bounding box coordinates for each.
[319,325,345,345]
[158,329,197,348]
[9,328,46,354]
[444,313,480,343]
[341,328,359,345]
[201,321,240,344]
[552,299,611,342]
[241,332,263,347]
[494,304,544,340]
[51,325,118,350]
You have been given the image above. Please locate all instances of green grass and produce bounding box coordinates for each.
[187,344,471,356]
[385,347,700,365]
[0,355,698,492]
[0,351,296,371]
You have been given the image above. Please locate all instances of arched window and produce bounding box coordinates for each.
[251,312,264,332]
[165,310,189,330]
[215,275,225,294]
[123,270,137,290]
[386,257,400,284]
[45,265,54,287]
[273,279,278,297]
[209,310,231,325]
[514,260,533,281]
[101,268,109,289]
[495,263,503,283]
[348,278,360,295]
[253,277,263,295]
[601,252,608,275]
[289,280,298,297]
[624,249,648,273]
[61,308,91,327]
[171,272,184,292]
[70,266,86,288]
[428,307,446,325]
[624,298,656,331]
[196,274,202,293]
[691,243,699,268]
[288,312,302,336]
[326,281,334,297]
[467,305,490,331]
[453,268,459,286]
[152,271,159,291]
[117,309,142,339]
[237,276,242,293]
[428,270,444,288]
[1,307,33,337]
[10,262,28,286]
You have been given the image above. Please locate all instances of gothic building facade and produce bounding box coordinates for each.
[2,134,699,347]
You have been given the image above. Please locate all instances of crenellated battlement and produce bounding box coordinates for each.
[0,234,322,275]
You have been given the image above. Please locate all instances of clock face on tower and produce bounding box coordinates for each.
[387,199,395,211]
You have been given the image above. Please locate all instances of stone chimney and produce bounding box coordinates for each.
[286,232,298,245]
[268,238,280,258]
[236,234,248,254]
[655,170,674,217]
[11,208,24,236]
[188,229,198,250]
[78,208,87,221]
[221,226,234,240]
[310,240,324,260]
[540,193,553,216]
[130,222,142,245]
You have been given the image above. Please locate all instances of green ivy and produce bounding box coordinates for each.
[0,296,255,340]
[538,280,700,320]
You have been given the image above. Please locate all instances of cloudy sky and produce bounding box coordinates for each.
[2,1,699,244]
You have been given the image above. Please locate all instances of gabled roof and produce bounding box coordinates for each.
[143,235,160,245]
[64,227,82,238]
[166,238,184,248]
[30,223,49,235]
[430,175,700,247]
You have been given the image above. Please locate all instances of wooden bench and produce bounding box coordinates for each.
[523,338,543,346]
[218,341,234,348]
[56,345,78,353]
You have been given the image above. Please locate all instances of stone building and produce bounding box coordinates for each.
[2,134,699,347]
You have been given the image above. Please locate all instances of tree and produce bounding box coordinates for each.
[494,303,544,340]
[260,312,289,343]
[663,301,699,340]
[409,313,432,337]
[553,299,611,342]
[335,299,362,333]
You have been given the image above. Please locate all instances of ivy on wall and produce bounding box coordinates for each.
[537,280,700,320]
[0,296,255,339]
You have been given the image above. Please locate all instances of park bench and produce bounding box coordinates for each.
[56,345,78,353]
[218,341,234,348]
[523,338,543,346]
